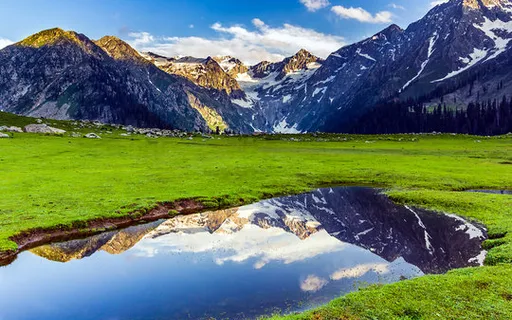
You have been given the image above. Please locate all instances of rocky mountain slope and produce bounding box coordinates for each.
[278,0,512,132]
[213,56,248,78]
[0,29,205,131]
[0,29,254,133]
[141,52,245,98]
[134,0,512,133]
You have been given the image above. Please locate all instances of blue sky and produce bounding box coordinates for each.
[0,0,444,64]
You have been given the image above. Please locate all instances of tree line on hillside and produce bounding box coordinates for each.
[352,96,512,135]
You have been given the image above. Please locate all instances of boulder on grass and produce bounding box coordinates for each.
[24,124,66,135]
[0,132,10,138]
[0,126,22,133]
[84,133,101,139]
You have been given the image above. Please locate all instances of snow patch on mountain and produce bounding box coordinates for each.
[432,47,488,82]
[313,87,327,97]
[232,98,254,108]
[433,15,512,83]
[402,32,438,90]
[216,57,238,72]
[356,48,377,62]
[273,118,302,133]
[406,206,434,254]
[473,16,512,61]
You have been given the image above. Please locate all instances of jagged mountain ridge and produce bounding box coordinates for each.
[0,28,205,130]
[139,48,324,132]
[232,49,325,132]
[299,0,512,132]
[0,29,254,133]
[141,52,246,98]
[134,0,512,133]
[1,0,511,133]
[212,56,249,78]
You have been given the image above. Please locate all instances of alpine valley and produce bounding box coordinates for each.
[1,0,512,134]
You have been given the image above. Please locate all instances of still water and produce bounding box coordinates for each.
[0,187,486,320]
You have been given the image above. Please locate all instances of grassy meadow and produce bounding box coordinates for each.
[1,112,511,319]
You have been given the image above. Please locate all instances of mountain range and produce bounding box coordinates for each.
[1,0,511,134]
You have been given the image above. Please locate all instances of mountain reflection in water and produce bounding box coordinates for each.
[0,187,486,320]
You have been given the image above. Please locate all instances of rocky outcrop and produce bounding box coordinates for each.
[0,126,23,132]
[84,132,101,139]
[95,36,149,64]
[23,124,66,135]
[142,53,245,98]
[213,56,249,78]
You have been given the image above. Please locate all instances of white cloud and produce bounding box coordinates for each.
[330,263,389,280]
[331,6,393,24]
[252,18,265,28]
[189,24,194,29]
[134,224,346,270]
[127,19,345,65]
[127,32,154,47]
[300,275,328,292]
[430,0,449,7]
[0,38,13,50]
[299,0,330,12]
[389,3,405,10]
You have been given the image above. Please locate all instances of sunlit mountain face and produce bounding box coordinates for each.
[0,187,486,320]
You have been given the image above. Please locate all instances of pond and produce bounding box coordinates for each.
[466,189,512,195]
[0,187,487,320]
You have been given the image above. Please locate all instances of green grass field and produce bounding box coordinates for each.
[1,112,511,319]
